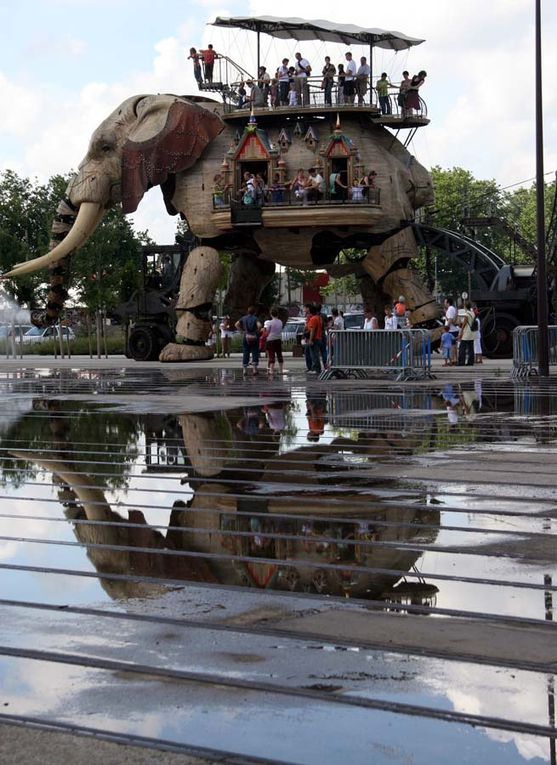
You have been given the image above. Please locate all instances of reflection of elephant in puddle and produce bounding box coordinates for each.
[10,403,439,603]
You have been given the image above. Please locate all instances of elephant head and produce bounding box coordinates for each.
[3,94,223,325]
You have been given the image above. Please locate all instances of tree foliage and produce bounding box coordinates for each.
[0,170,152,313]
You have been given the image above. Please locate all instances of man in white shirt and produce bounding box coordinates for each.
[344,52,357,104]
[444,297,458,363]
[306,167,325,202]
[356,56,371,105]
[294,51,311,106]
[277,57,290,105]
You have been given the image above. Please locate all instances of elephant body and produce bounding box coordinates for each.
[5,94,440,359]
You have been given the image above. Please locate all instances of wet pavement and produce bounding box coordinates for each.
[0,360,556,764]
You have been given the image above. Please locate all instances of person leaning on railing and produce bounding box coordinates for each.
[397,71,411,117]
[329,170,348,202]
[359,170,379,203]
[405,71,427,115]
[212,172,231,208]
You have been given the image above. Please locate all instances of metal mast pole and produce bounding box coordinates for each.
[535,0,549,375]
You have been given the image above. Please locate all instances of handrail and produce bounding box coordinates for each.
[213,186,381,210]
[206,71,427,119]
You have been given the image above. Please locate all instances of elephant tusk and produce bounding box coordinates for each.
[2,202,104,279]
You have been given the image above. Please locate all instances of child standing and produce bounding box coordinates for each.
[440,325,455,366]
[288,81,298,106]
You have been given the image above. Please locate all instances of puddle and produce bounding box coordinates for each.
[0,368,556,763]
[0,371,556,611]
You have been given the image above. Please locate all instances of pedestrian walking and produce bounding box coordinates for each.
[235,306,262,376]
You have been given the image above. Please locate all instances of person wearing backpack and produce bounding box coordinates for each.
[457,301,476,366]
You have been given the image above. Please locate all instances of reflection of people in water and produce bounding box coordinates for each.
[442,383,461,427]
[264,402,286,434]
[237,407,265,435]
[306,395,326,441]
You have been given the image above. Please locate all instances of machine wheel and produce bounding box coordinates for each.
[482,315,518,359]
[128,326,160,361]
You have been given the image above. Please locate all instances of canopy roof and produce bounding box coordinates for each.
[211,16,424,50]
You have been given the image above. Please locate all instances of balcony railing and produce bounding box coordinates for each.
[213,186,381,211]
[220,77,427,120]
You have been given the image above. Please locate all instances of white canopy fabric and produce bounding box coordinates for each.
[211,16,424,50]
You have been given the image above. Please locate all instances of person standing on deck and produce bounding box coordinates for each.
[277,58,290,105]
[376,72,392,114]
[188,48,203,89]
[294,52,312,106]
[398,70,411,117]
[321,56,336,107]
[344,52,357,105]
[356,57,370,105]
[200,44,217,83]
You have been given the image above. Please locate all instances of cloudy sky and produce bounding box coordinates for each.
[1,0,555,242]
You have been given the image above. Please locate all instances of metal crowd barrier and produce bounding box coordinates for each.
[320,329,433,381]
[511,325,557,379]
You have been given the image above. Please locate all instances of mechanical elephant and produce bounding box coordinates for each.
[3,93,440,361]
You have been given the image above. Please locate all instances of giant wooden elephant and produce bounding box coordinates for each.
[3,93,439,361]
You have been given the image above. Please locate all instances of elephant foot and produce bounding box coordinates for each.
[159,343,214,363]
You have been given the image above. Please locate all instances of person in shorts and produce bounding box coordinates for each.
[440,325,455,366]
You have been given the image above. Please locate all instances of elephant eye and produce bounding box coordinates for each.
[101,143,113,153]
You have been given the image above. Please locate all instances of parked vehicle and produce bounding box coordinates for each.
[282,319,306,346]
[22,326,75,344]
[0,324,33,339]
[342,312,365,329]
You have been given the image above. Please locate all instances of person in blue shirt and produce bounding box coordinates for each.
[440,325,455,366]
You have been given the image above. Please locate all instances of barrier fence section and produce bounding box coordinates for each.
[320,329,432,381]
[511,325,557,379]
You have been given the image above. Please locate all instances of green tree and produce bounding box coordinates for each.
[73,208,150,311]
[0,169,152,313]
[0,170,69,305]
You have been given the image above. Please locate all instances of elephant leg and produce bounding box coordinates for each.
[223,254,276,322]
[159,246,223,362]
[382,268,440,325]
[361,229,441,326]
[358,273,390,319]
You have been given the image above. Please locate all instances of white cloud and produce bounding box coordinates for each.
[1,0,556,243]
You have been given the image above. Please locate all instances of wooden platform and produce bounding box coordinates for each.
[222,103,429,129]
[211,202,385,231]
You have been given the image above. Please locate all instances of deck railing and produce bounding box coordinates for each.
[220,76,427,119]
[213,186,381,211]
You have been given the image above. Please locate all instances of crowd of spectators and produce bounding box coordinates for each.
[188,47,425,113]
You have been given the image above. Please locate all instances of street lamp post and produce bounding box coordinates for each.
[535,0,549,376]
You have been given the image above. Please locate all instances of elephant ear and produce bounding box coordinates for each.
[121,96,224,215]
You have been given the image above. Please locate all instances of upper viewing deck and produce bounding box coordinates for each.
[195,16,430,130]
